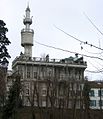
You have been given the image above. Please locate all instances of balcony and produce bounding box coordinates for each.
[12,55,87,69]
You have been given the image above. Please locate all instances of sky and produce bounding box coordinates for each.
[0,0,103,80]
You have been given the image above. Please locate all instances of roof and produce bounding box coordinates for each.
[89,81,103,88]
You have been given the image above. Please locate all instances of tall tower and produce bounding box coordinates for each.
[21,5,34,57]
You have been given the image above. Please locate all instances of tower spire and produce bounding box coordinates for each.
[27,1,29,9]
[23,4,32,29]
[21,5,34,57]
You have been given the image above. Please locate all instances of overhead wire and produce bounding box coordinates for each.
[85,59,103,73]
[85,70,103,73]
[53,24,103,73]
[82,48,103,55]
[88,60,103,72]
[54,25,103,51]
[83,12,103,55]
[35,41,103,61]
[91,58,103,68]
[83,12,103,36]
[35,41,103,73]
[35,14,103,74]
[83,12,103,74]
[35,40,103,73]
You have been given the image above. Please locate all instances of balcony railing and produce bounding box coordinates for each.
[12,55,87,67]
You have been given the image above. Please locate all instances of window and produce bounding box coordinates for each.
[99,100,103,106]
[20,70,23,79]
[34,72,37,78]
[90,100,96,107]
[25,98,30,106]
[48,70,52,77]
[76,100,80,108]
[89,90,94,97]
[46,68,52,78]
[79,70,82,80]
[24,82,30,96]
[42,89,47,96]
[18,66,23,78]
[42,100,46,107]
[27,67,31,78]
[59,88,64,96]
[98,90,103,97]
[27,71,30,78]
[25,89,30,95]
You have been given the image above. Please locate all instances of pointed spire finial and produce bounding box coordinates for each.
[27,1,29,7]
[23,2,32,26]
[26,1,30,12]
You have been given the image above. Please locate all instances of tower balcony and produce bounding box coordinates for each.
[23,18,32,25]
[21,28,34,46]
[21,28,34,33]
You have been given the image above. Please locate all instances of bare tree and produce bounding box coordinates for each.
[83,80,91,119]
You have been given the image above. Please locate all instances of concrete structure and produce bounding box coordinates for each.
[89,81,103,109]
[7,6,87,108]
[21,5,34,57]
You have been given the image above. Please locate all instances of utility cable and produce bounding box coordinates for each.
[35,40,103,61]
[83,12,103,36]
[54,25,103,51]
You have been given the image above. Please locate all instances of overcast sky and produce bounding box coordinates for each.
[0,0,103,80]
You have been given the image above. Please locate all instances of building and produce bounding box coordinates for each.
[89,81,103,109]
[7,5,87,108]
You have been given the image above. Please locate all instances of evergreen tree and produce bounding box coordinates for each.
[0,20,11,113]
[0,68,6,109]
[2,74,22,119]
[0,20,11,67]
